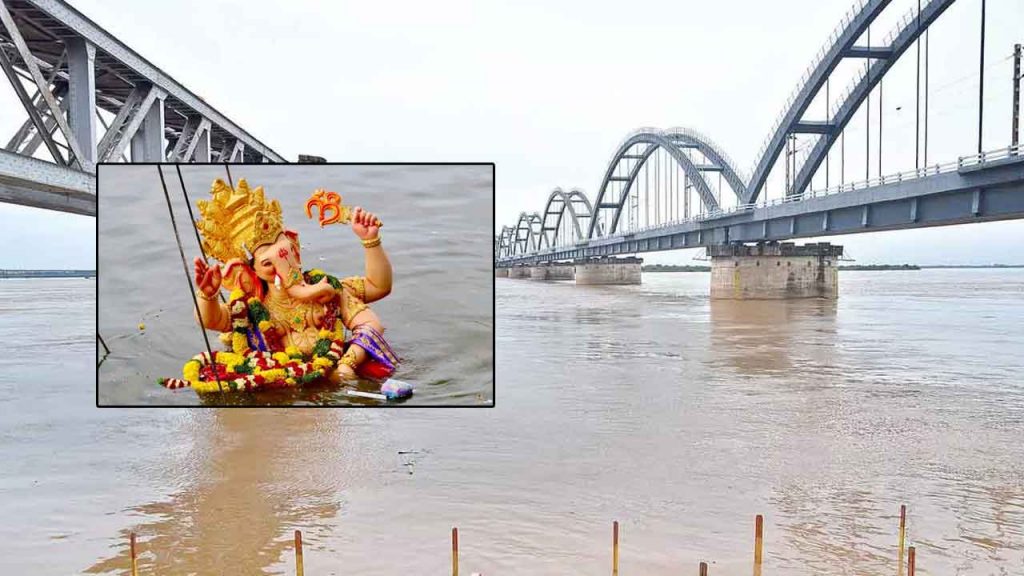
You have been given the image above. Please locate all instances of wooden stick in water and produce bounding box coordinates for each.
[753,512,761,561]
[295,530,304,576]
[129,532,138,576]
[700,560,709,576]
[612,521,619,576]
[452,527,459,576]
[907,545,916,576]
[898,505,907,576]
[754,514,764,576]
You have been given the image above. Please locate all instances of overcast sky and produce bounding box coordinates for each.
[2,0,1021,267]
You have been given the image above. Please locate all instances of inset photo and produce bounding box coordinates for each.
[97,163,494,407]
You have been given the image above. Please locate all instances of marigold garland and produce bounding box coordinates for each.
[158,278,350,393]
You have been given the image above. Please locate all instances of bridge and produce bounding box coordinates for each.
[0,0,285,217]
[496,0,1024,298]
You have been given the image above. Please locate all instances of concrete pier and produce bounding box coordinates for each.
[495,267,509,278]
[529,266,549,280]
[709,242,841,299]
[526,263,575,281]
[508,266,531,279]
[574,257,643,285]
[545,263,575,281]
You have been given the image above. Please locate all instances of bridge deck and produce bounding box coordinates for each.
[501,153,1024,264]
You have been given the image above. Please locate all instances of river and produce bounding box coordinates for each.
[2,269,1022,574]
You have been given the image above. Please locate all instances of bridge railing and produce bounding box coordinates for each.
[514,144,1022,254]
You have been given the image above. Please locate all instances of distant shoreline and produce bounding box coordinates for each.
[0,270,96,279]
[642,264,1023,272]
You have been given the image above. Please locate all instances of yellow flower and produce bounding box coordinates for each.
[192,381,223,394]
[182,360,201,382]
[232,332,248,354]
[285,345,301,357]
[218,332,232,345]
[217,352,244,367]
[309,268,325,276]
[272,352,290,365]
[248,297,260,306]
[318,328,332,339]
[229,288,245,301]
[285,377,297,386]
[313,357,333,369]
[257,368,286,382]
[258,320,272,332]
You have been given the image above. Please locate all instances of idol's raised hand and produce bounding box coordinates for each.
[351,206,381,240]
[194,257,222,298]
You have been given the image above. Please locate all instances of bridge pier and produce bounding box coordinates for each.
[709,242,841,299]
[508,265,531,279]
[574,257,642,285]
[527,262,575,281]
[495,267,509,278]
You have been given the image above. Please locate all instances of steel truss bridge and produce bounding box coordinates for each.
[0,0,285,217]
[496,0,1024,265]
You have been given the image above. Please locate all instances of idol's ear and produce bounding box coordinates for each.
[284,229,301,263]
[222,258,264,300]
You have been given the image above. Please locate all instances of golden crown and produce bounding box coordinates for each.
[195,178,283,263]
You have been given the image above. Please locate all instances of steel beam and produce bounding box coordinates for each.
[65,37,96,170]
[20,86,68,156]
[0,149,94,215]
[96,86,142,161]
[184,118,211,162]
[106,84,163,162]
[169,115,198,161]
[130,90,165,161]
[792,121,836,134]
[845,45,894,58]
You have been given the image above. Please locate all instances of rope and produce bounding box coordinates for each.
[225,164,234,188]
[98,333,110,355]
[176,165,226,303]
[157,165,223,393]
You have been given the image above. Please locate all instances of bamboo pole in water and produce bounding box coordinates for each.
[898,505,907,576]
[700,560,709,576]
[754,514,764,576]
[294,530,304,576]
[129,532,138,576]
[452,527,459,576]
[907,545,916,576]
[612,521,619,576]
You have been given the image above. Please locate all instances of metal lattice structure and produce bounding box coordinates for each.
[0,0,285,216]
[745,0,956,204]
[497,0,1024,264]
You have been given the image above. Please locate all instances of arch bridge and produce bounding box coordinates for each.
[498,0,1024,268]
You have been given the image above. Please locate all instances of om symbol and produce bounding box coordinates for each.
[305,189,347,228]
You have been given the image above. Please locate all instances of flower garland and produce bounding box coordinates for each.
[159,282,347,393]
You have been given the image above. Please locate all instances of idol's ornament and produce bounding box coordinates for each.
[158,178,411,400]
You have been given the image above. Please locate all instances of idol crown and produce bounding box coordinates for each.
[195,178,283,263]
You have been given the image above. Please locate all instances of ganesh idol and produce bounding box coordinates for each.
[158,178,399,394]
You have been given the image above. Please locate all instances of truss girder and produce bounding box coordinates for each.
[540,188,594,248]
[789,0,957,198]
[589,131,728,239]
[745,0,892,204]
